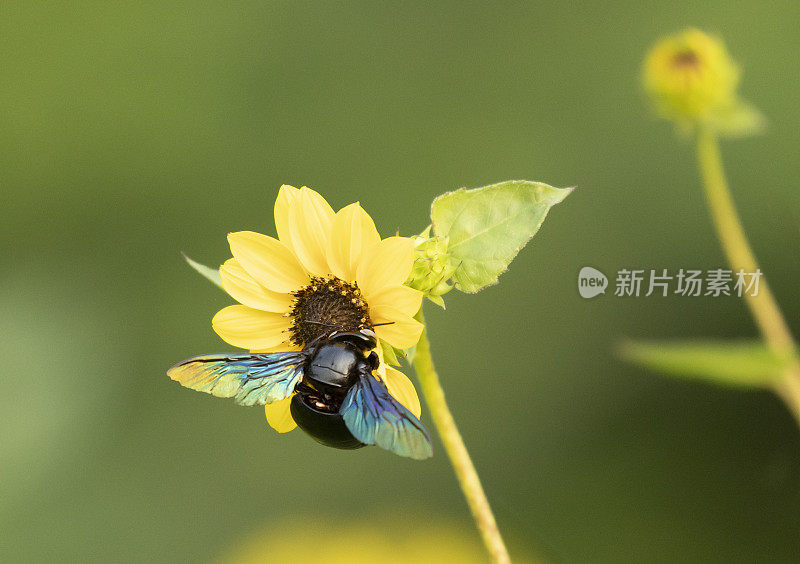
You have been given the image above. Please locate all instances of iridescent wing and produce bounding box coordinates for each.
[168,352,307,406]
[340,371,433,460]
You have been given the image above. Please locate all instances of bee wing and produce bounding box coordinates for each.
[340,371,433,460]
[168,352,307,406]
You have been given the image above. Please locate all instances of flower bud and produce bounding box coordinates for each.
[406,227,458,306]
[643,28,740,126]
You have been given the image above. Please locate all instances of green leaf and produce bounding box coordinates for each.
[619,339,791,389]
[430,180,572,293]
[182,252,223,290]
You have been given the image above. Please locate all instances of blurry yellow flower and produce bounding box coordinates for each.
[213,185,424,432]
[643,28,739,125]
[219,515,539,564]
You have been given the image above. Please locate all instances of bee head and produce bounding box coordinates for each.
[329,327,377,351]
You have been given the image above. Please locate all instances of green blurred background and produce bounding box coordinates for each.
[3,2,800,562]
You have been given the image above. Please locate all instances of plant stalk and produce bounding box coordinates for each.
[695,127,800,425]
[412,309,511,564]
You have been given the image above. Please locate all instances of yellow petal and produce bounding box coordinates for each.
[373,306,424,349]
[288,187,335,276]
[228,231,308,293]
[367,284,423,319]
[383,366,422,419]
[356,236,414,298]
[219,258,294,313]
[274,184,300,248]
[249,341,302,354]
[265,397,297,433]
[212,305,291,350]
[327,202,381,282]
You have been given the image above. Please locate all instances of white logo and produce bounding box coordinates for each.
[578,266,608,298]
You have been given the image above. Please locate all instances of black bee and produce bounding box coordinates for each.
[168,328,432,459]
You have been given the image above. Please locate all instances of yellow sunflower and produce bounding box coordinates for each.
[212,185,424,433]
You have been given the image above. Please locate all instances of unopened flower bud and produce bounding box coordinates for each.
[643,29,739,126]
[406,228,457,305]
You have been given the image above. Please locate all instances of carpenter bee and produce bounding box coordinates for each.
[168,327,432,460]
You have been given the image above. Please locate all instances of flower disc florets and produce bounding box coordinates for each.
[289,276,370,346]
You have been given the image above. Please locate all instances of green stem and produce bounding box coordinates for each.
[695,127,800,424]
[412,309,511,564]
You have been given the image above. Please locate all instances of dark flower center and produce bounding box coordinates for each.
[289,276,371,346]
[672,49,700,69]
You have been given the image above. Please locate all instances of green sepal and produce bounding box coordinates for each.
[707,98,766,138]
[182,253,223,290]
[404,344,417,365]
[380,339,404,367]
